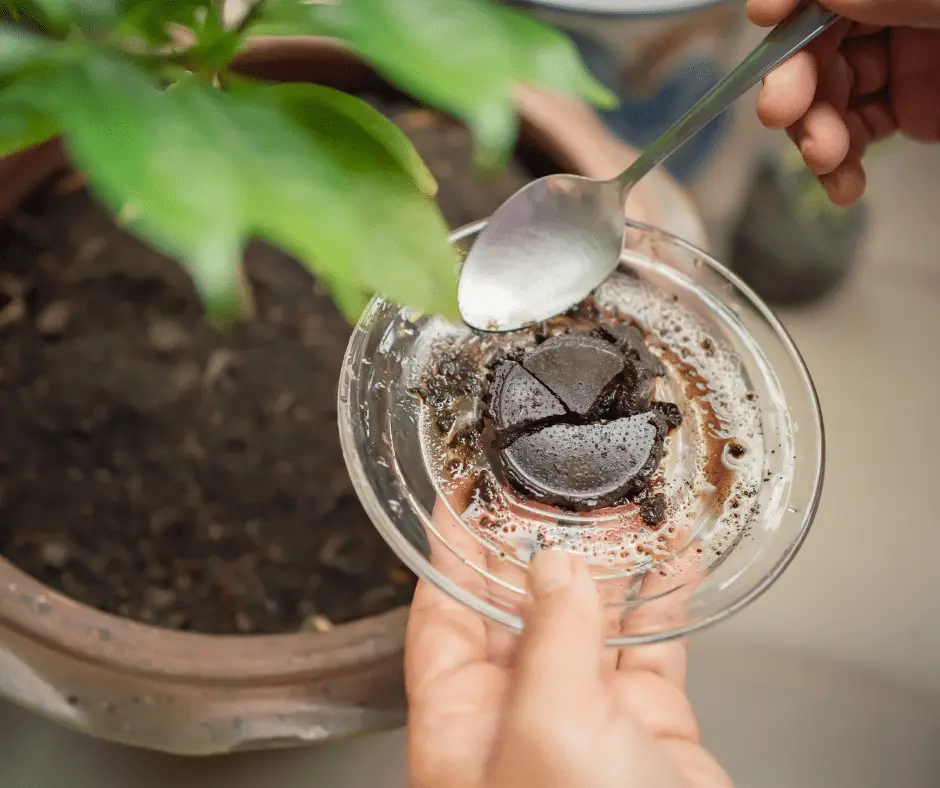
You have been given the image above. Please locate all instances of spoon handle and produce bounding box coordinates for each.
[618,1,840,191]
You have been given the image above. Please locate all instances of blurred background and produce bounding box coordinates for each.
[2,2,940,786]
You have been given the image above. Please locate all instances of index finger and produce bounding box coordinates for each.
[747,0,801,27]
[615,539,707,691]
[405,498,489,702]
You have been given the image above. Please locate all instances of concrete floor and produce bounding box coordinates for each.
[3,122,940,788]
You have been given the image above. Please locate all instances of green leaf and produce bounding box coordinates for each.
[269,83,436,197]
[247,0,310,35]
[115,3,256,75]
[186,2,244,72]
[0,23,59,153]
[0,21,55,75]
[0,98,58,154]
[256,0,616,166]
[10,0,119,29]
[7,51,458,322]
[229,78,457,320]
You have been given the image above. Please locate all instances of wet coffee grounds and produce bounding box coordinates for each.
[487,327,681,518]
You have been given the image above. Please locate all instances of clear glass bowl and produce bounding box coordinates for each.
[339,220,824,645]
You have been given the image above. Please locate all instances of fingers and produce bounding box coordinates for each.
[842,32,890,96]
[405,500,488,701]
[757,50,818,129]
[613,667,700,743]
[819,153,867,204]
[820,108,870,205]
[609,546,706,747]
[786,49,852,173]
[851,92,897,142]
[756,20,849,131]
[791,99,851,176]
[616,638,688,691]
[484,500,559,669]
[790,32,891,203]
[890,28,940,144]
[844,109,871,155]
[748,0,940,27]
[482,546,527,669]
[597,575,638,674]
[511,551,605,711]
[822,0,940,27]
[751,5,890,208]
[616,543,705,691]
[746,0,801,27]
[407,578,486,699]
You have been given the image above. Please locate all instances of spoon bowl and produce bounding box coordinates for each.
[457,174,622,331]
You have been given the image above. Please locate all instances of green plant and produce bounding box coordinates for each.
[0,0,614,322]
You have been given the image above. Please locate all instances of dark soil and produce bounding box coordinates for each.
[0,97,537,635]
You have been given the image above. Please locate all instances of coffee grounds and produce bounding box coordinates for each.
[488,328,680,518]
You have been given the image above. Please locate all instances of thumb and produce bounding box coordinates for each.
[512,550,605,708]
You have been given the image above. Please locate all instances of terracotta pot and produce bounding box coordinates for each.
[0,37,706,756]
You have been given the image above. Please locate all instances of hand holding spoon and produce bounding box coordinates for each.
[457,1,840,333]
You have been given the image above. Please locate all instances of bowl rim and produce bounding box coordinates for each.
[513,0,731,19]
[340,217,825,646]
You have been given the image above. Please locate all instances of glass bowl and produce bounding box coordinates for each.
[339,219,824,645]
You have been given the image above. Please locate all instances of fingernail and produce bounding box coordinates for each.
[529,550,573,598]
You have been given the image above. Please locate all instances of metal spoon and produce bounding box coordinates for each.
[458,1,840,332]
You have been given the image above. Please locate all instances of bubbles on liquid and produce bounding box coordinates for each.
[722,440,749,468]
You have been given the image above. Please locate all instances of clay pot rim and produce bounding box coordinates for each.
[0,557,410,682]
[0,34,699,683]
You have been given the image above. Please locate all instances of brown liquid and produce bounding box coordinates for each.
[415,274,766,572]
